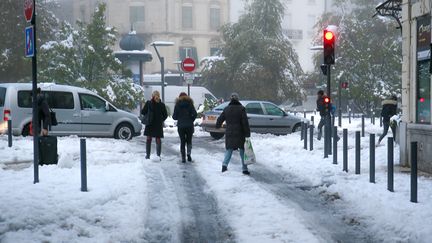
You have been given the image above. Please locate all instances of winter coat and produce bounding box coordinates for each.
[316,96,328,117]
[37,94,51,130]
[172,96,197,128]
[142,100,168,138]
[381,99,397,122]
[216,100,251,150]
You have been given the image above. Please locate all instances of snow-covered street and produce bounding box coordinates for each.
[1,119,432,242]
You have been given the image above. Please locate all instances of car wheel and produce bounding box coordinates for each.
[210,132,224,140]
[114,123,133,140]
[292,123,301,133]
[22,123,31,136]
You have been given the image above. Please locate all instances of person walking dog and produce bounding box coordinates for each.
[378,95,398,144]
[142,90,168,160]
[173,92,197,163]
[216,93,251,175]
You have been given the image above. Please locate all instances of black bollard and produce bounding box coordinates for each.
[304,111,306,118]
[311,116,314,126]
[387,137,394,192]
[355,131,360,174]
[304,124,308,150]
[309,125,314,151]
[361,115,365,137]
[80,139,88,192]
[300,122,304,141]
[333,126,337,164]
[8,120,12,147]
[411,142,418,203]
[380,116,382,127]
[343,129,348,172]
[324,123,328,158]
[370,134,375,183]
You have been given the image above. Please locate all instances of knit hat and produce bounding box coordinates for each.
[230,92,239,101]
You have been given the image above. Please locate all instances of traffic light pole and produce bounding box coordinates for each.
[338,79,342,127]
[326,64,332,156]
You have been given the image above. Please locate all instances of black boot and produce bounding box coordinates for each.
[145,142,151,159]
[180,145,186,163]
[156,142,162,160]
[187,143,192,162]
[222,165,227,172]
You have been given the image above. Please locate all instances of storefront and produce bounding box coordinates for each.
[399,0,432,173]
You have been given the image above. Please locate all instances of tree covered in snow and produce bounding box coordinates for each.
[311,0,402,114]
[39,3,143,110]
[200,0,304,103]
[0,0,59,83]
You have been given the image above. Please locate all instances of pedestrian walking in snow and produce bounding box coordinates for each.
[378,95,398,144]
[316,90,328,140]
[142,90,168,160]
[173,92,197,163]
[216,93,251,175]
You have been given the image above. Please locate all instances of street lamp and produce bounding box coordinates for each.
[150,41,174,102]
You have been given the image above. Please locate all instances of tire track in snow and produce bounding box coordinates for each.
[193,136,379,243]
[139,137,235,242]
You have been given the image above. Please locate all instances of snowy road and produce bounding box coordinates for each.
[191,136,377,243]
[1,124,431,242]
[136,137,235,243]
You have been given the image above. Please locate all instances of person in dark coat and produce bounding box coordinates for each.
[378,95,398,144]
[216,92,251,175]
[141,90,168,160]
[173,92,197,163]
[316,90,327,140]
[36,88,51,136]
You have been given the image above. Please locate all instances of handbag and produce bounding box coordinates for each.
[140,102,152,125]
[243,137,256,165]
[49,108,58,126]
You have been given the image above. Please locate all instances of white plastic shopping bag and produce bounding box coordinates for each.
[243,137,256,165]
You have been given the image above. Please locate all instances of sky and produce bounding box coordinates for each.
[0,117,431,242]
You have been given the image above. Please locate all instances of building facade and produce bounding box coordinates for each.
[69,0,230,74]
[400,0,432,173]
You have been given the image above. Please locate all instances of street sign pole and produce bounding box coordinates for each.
[28,0,39,183]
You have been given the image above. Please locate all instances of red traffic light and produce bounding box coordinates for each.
[323,96,331,104]
[324,30,334,42]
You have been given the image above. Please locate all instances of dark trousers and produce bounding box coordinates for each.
[317,116,325,139]
[178,127,194,156]
[378,120,396,143]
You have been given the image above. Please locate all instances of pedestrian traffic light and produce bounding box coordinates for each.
[323,27,336,65]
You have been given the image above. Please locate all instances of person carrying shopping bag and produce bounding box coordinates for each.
[141,90,168,161]
[173,92,197,163]
[216,92,251,175]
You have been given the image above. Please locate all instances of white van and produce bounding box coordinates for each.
[0,83,142,140]
[142,84,218,114]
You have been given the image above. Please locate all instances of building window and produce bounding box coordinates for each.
[182,6,193,29]
[179,46,198,63]
[130,6,145,24]
[210,47,221,56]
[210,7,220,30]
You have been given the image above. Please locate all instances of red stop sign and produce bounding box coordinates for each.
[24,0,34,23]
[181,58,196,72]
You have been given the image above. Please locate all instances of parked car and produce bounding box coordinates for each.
[201,100,305,139]
[0,83,142,140]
